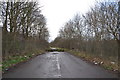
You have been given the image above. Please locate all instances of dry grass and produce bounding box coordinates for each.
[67,50,119,72]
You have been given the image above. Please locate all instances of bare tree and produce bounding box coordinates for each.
[0,1,49,59]
[52,1,119,63]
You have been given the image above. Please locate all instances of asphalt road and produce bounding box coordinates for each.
[3,52,118,78]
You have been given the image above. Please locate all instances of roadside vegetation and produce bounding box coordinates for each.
[46,47,64,52]
[2,50,44,73]
[67,50,118,72]
[0,1,49,72]
[51,1,119,72]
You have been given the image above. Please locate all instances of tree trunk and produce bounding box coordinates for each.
[3,2,9,32]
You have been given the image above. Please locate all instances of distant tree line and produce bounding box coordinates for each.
[0,1,49,60]
[51,1,119,62]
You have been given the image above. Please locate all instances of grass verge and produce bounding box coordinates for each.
[1,49,45,73]
[66,49,119,73]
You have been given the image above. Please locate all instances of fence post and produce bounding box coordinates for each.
[0,18,2,80]
[117,1,120,75]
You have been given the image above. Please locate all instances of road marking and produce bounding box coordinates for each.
[56,56,60,70]
[56,55,61,77]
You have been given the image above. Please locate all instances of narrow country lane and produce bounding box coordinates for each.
[3,52,118,78]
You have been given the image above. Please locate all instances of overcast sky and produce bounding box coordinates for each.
[38,0,96,42]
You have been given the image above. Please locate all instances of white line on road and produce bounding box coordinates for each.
[56,55,61,77]
[57,57,60,70]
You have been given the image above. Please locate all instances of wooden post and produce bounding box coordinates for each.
[0,20,2,80]
[117,1,120,75]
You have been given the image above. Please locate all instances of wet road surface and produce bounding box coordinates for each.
[3,52,118,78]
